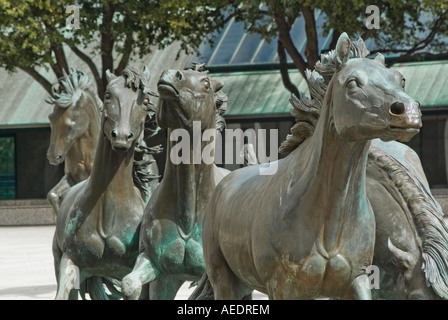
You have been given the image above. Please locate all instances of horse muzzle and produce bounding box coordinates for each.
[388,101,422,142]
[47,152,65,165]
[110,129,133,153]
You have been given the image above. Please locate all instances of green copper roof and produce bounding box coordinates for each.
[214,69,309,118]
[0,59,447,127]
[392,60,448,109]
[214,59,448,118]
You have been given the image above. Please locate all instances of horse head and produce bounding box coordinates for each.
[328,33,422,143]
[103,66,155,153]
[156,63,226,133]
[46,69,100,165]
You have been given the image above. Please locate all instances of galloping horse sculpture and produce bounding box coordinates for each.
[46,69,102,215]
[53,66,155,299]
[278,39,448,299]
[121,64,229,300]
[46,69,160,216]
[199,33,422,300]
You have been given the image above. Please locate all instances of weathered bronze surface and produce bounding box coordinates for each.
[52,67,154,299]
[199,33,422,300]
[368,140,448,300]
[279,38,448,299]
[46,69,102,215]
[121,64,229,300]
[46,69,160,217]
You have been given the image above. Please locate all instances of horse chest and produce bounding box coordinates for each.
[67,193,142,264]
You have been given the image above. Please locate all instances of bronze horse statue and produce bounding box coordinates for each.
[52,66,155,299]
[46,69,102,215]
[121,64,229,300]
[277,39,448,300]
[46,69,160,216]
[197,33,422,300]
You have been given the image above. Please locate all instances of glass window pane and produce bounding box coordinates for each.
[0,136,16,200]
[252,40,277,64]
[231,32,263,65]
[210,20,246,65]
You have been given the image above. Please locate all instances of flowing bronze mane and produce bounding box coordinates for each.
[47,69,103,110]
[369,146,448,299]
[278,38,448,299]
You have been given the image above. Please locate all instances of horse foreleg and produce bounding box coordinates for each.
[47,175,72,217]
[121,253,159,300]
[149,275,184,300]
[341,275,372,300]
[55,253,80,300]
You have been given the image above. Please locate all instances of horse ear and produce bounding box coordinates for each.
[335,32,351,69]
[142,66,151,82]
[106,69,117,83]
[211,79,223,92]
[388,238,414,273]
[374,53,386,66]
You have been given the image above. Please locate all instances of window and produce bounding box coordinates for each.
[0,136,16,200]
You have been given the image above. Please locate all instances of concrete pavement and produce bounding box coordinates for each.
[0,225,267,300]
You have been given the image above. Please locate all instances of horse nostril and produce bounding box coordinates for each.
[389,101,406,116]
[127,133,134,140]
[111,130,117,138]
[56,155,63,162]
[176,71,183,81]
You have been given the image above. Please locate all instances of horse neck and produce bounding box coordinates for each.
[163,128,217,235]
[64,92,102,180]
[88,133,135,197]
[300,89,371,216]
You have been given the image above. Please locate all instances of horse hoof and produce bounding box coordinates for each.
[121,275,142,300]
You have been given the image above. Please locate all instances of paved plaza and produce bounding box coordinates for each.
[0,225,267,300]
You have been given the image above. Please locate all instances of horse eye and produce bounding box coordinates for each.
[347,79,359,89]
[104,92,111,100]
[143,98,150,105]
[203,80,210,90]
[401,78,406,90]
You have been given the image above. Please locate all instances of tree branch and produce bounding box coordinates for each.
[70,45,103,96]
[100,3,116,95]
[370,15,446,65]
[51,44,69,74]
[277,40,300,97]
[21,66,53,94]
[274,4,307,76]
[301,6,319,69]
[114,33,133,76]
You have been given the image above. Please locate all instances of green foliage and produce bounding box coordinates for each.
[217,0,448,55]
[0,0,234,94]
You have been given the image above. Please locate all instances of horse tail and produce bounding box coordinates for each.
[368,146,448,299]
[80,277,122,300]
[188,273,215,300]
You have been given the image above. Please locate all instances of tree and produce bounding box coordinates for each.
[0,0,235,98]
[217,0,448,97]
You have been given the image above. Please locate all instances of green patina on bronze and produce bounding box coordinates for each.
[46,69,102,216]
[121,63,230,300]
[197,33,424,300]
[53,66,156,300]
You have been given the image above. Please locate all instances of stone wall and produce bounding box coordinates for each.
[1,190,448,226]
[0,199,55,226]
